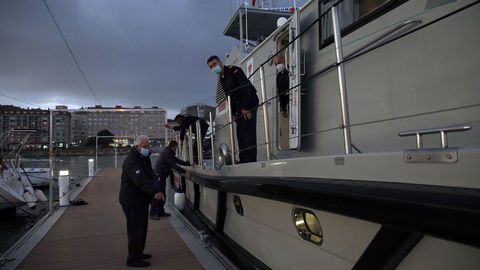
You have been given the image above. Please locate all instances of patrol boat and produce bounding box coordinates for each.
[173,1,480,269]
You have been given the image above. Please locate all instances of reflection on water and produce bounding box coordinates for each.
[0,154,154,255]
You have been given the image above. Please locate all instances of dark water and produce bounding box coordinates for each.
[0,154,156,255]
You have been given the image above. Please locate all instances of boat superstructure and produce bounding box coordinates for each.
[172,0,480,269]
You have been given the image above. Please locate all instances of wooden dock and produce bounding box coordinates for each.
[16,168,204,270]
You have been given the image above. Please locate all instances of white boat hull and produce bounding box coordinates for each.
[19,168,50,187]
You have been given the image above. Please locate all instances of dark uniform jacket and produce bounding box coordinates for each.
[173,115,209,141]
[119,147,161,205]
[220,65,259,117]
[154,147,190,192]
[276,69,290,112]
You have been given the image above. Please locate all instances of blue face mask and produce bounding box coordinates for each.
[140,148,150,157]
[211,65,222,75]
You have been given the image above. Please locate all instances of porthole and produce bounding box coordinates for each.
[233,195,244,216]
[293,207,323,246]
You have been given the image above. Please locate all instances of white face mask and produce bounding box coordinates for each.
[211,65,222,75]
[276,64,285,72]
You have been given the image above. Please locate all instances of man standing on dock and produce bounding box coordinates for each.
[207,55,259,163]
[119,135,163,267]
[151,140,190,219]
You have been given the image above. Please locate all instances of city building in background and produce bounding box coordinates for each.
[165,119,177,142]
[78,105,167,145]
[53,105,71,148]
[70,111,87,146]
[0,104,168,149]
[0,105,49,150]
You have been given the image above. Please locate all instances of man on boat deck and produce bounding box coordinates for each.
[207,55,259,163]
[273,54,289,118]
[119,135,163,267]
[164,114,209,164]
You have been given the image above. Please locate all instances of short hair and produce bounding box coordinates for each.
[174,114,184,122]
[168,140,178,148]
[134,135,149,146]
[207,55,220,64]
[273,54,284,62]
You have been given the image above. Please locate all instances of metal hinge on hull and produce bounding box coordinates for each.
[403,148,458,163]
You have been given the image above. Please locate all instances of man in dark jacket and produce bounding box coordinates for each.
[151,140,190,218]
[273,54,289,118]
[207,55,259,163]
[164,114,209,164]
[119,135,163,268]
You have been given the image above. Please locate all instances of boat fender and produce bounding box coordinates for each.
[35,189,48,202]
[174,191,185,211]
[277,17,287,27]
[22,189,37,209]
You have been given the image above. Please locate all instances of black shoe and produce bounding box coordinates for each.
[149,215,160,220]
[127,260,150,267]
[139,253,152,260]
[158,212,171,217]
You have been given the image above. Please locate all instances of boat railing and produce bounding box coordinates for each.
[259,65,271,160]
[399,125,472,149]
[195,120,204,165]
[198,1,354,163]
[183,0,477,167]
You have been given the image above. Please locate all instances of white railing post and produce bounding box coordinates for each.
[227,96,236,165]
[188,125,194,164]
[209,111,215,164]
[196,120,203,165]
[48,110,54,214]
[260,65,271,160]
[331,5,353,155]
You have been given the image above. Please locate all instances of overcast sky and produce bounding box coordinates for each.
[0,0,303,117]
[0,0,244,116]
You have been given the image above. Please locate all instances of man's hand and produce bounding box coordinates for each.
[282,111,288,118]
[185,171,192,179]
[164,123,172,129]
[241,109,252,120]
[154,192,165,201]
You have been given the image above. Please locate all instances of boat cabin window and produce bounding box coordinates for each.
[319,0,405,48]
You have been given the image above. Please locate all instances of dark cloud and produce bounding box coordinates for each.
[0,0,238,116]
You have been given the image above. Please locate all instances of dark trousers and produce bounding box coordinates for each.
[236,110,257,163]
[121,203,149,262]
[150,177,166,216]
[150,198,165,216]
[192,129,208,164]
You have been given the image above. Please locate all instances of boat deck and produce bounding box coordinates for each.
[15,168,205,270]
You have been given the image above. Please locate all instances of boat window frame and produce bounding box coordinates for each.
[275,32,291,152]
[318,0,408,50]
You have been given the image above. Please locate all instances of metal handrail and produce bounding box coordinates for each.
[227,96,236,165]
[399,125,471,149]
[176,134,182,157]
[196,120,203,165]
[260,65,271,160]
[332,5,352,155]
[209,111,215,163]
[188,126,194,164]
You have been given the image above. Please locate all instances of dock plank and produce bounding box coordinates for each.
[17,168,204,270]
